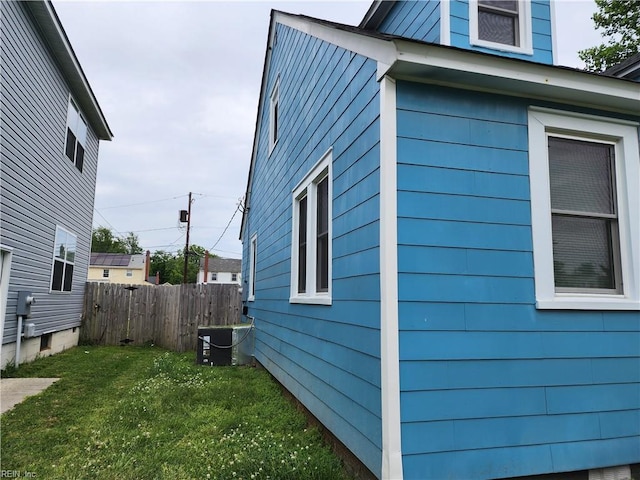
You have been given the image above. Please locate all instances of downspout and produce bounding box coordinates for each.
[15,314,23,367]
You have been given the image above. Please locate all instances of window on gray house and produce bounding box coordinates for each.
[51,226,76,292]
[65,98,88,172]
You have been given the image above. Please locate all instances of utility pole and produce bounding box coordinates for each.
[182,192,192,283]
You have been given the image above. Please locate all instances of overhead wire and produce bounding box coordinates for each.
[208,200,242,252]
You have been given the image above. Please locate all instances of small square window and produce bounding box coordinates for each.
[103,269,109,278]
[231,273,238,282]
[126,270,133,277]
[211,272,217,281]
[470,0,532,54]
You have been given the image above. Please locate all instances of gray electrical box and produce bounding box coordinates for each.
[24,323,36,338]
[17,291,35,317]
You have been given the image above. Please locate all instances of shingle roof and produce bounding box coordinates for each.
[199,256,241,273]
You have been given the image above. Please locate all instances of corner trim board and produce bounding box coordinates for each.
[379,75,403,480]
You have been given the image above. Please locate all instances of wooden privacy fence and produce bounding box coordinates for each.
[81,282,242,352]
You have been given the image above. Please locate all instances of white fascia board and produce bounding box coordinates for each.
[379,75,403,480]
[273,12,397,69]
[389,40,640,116]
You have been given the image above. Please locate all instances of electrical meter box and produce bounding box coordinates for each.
[197,325,254,366]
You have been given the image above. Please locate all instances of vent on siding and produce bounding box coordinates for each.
[589,465,631,480]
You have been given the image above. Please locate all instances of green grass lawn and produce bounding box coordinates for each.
[0,346,353,480]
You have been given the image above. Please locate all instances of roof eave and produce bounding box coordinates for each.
[388,40,640,117]
[25,1,113,141]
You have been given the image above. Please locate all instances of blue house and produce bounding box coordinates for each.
[240,1,640,479]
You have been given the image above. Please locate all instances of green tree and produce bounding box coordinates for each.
[149,245,208,284]
[91,227,142,254]
[122,232,143,254]
[578,0,640,72]
[91,227,125,253]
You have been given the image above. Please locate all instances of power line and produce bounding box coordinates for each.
[208,201,242,252]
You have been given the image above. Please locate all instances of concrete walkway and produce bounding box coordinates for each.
[0,378,60,414]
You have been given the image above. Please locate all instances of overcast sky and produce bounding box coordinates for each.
[53,0,603,260]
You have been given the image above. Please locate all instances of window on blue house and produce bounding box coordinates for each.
[51,226,76,292]
[470,0,532,54]
[528,107,640,310]
[249,234,257,301]
[269,78,279,153]
[65,97,87,172]
[291,149,332,305]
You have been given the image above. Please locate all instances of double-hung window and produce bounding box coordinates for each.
[470,0,532,54]
[51,226,77,292]
[65,98,87,172]
[528,107,640,310]
[291,149,332,305]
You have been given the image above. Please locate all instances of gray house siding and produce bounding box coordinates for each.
[0,1,102,343]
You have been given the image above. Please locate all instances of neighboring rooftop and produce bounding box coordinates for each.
[90,253,145,269]
[199,257,241,272]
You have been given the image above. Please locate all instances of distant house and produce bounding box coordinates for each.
[88,253,148,285]
[197,256,241,285]
[1,1,112,368]
[240,1,639,479]
[605,52,640,81]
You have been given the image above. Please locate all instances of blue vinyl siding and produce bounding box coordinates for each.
[242,23,382,476]
[450,0,553,63]
[377,0,441,43]
[395,80,640,479]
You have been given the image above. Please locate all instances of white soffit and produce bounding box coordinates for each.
[389,40,640,116]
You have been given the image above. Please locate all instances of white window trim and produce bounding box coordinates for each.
[290,148,332,305]
[269,78,279,154]
[469,0,533,55]
[248,234,257,301]
[49,225,77,294]
[528,107,640,310]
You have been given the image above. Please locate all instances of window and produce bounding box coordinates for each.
[231,273,238,282]
[528,107,640,310]
[126,270,133,277]
[269,78,279,152]
[51,226,77,292]
[469,0,532,54]
[291,149,332,304]
[211,272,218,281]
[103,269,109,278]
[249,234,257,301]
[65,98,87,172]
